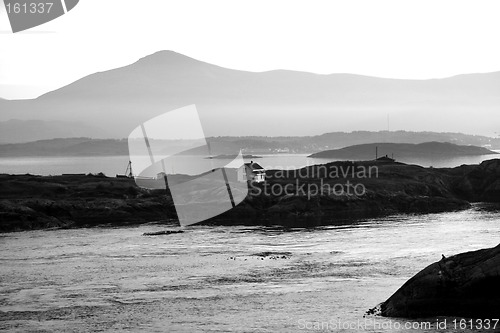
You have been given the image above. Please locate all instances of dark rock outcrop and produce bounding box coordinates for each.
[453,159,500,202]
[142,230,184,236]
[0,174,177,232]
[0,159,499,232]
[381,244,500,319]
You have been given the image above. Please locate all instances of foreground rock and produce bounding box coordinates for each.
[381,244,500,318]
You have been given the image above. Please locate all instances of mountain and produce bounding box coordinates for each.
[0,51,499,140]
[0,138,129,156]
[0,119,109,143]
[309,142,498,160]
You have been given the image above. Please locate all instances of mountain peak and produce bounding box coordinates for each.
[134,50,205,67]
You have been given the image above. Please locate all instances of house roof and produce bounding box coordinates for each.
[376,156,395,162]
[244,161,265,170]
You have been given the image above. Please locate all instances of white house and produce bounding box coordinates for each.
[238,161,266,183]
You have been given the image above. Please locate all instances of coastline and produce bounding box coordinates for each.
[1,159,498,233]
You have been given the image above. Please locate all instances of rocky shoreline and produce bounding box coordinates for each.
[0,159,499,232]
[379,243,500,319]
[0,174,176,232]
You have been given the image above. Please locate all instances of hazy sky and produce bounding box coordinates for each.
[1,0,500,99]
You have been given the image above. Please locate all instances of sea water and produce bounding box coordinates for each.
[0,153,499,176]
[1,204,499,332]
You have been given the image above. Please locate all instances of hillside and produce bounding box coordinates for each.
[1,135,499,157]
[0,51,499,140]
[0,138,129,156]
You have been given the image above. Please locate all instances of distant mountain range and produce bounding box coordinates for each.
[309,142,498,160]
[205,131,500,152]
[0,120,107,143]
[0,50,499,141]
[0,132,499,157]
[0,138,129,156]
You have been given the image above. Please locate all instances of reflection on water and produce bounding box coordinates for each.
[0,153,498,176]
[1,204,499,332]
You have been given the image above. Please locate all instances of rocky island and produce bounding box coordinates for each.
[309,142,498,160]
[0,159,499,232]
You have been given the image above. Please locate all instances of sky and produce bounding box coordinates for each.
[1,0,500,99]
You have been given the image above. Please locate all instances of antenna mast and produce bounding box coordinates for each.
[125,161,133,178]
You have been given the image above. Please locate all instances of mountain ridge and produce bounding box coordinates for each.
[1,50,499,139]
[1,133,499,156]
[0,119,108,143]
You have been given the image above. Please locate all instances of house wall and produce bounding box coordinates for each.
[237,166,247,182]
[238,165,267,182]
